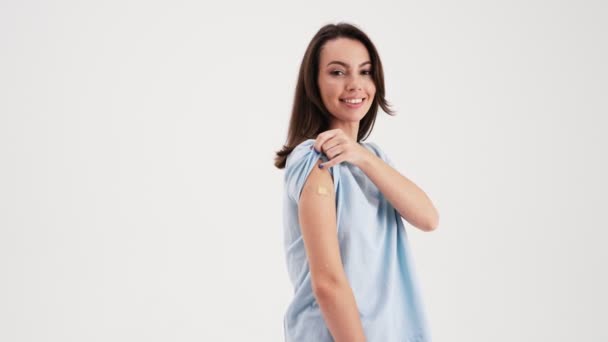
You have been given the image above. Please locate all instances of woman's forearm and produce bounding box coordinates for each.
[313,280,367,342]
[358,150,439,232]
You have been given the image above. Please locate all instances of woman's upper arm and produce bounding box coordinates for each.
[298,158,346,292]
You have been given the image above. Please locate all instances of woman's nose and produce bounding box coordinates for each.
[347,76,362,91]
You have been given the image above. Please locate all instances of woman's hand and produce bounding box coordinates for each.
[312,129,373,169]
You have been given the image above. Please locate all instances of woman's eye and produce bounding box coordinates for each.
[330,70,372,76]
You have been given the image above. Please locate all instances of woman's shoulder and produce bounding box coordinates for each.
[283,138,331,203]
[285,139,316,167]
[295,138,316,150]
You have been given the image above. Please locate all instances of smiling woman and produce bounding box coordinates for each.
[274,22,435,342]
[275,23,394,169]
[319,42,376,129]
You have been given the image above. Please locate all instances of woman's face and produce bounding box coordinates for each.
[317,37,376,123]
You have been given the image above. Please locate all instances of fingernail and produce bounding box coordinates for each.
[319,163,324,168]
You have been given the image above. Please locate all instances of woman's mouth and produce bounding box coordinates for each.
[340,97,365,109]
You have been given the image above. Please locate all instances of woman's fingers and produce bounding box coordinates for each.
[319,154,346,169]
[313,128,344,152]
[325,145,345,159]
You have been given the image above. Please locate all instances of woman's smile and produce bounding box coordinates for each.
[340,97,366,109]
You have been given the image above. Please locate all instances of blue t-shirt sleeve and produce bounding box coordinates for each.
[284,140,332,204]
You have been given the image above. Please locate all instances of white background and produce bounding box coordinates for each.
[1,0,607,341]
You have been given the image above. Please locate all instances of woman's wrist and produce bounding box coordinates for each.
[356,146,378,170]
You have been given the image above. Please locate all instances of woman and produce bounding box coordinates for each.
[274,22,439,342]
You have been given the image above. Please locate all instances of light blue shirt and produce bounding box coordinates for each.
[282,138,432,342]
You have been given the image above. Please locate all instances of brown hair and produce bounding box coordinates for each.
[273,22,396,169]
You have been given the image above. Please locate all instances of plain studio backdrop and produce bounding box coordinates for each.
[1,0,606,341]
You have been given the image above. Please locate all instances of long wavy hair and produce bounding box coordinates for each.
[274,22,396,169]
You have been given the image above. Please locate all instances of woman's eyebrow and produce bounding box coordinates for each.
[326,60,371,68]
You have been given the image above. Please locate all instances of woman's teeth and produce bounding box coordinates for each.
[341,98,364,104]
